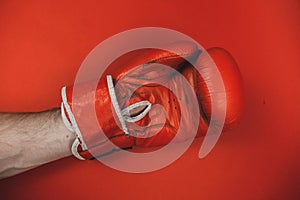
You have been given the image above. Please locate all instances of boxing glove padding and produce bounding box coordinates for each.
[61,41,243,160]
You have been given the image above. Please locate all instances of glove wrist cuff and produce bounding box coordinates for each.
[61,86,88,160]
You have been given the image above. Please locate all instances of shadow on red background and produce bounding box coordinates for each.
[0,0,299,199]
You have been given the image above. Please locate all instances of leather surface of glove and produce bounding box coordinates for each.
[61,41,243,160]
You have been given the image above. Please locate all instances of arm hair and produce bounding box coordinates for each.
[0,109,75,179]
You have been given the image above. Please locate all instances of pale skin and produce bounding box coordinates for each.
[0,105,146,179]
[0,109,75,179]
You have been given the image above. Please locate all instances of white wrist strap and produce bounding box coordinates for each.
[61,103,74,132]
[107,75,152,133]
[61,86,87,160]
[61,76,152,160]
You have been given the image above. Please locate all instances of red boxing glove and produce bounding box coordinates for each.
[61,41,243,160]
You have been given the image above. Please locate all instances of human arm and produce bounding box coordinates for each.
[0,109,74,179]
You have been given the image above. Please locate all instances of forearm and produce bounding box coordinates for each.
[0,109,74,179]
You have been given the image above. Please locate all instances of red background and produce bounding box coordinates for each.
[0,0,299,199]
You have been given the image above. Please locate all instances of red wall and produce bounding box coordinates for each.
[0,0,299,199]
